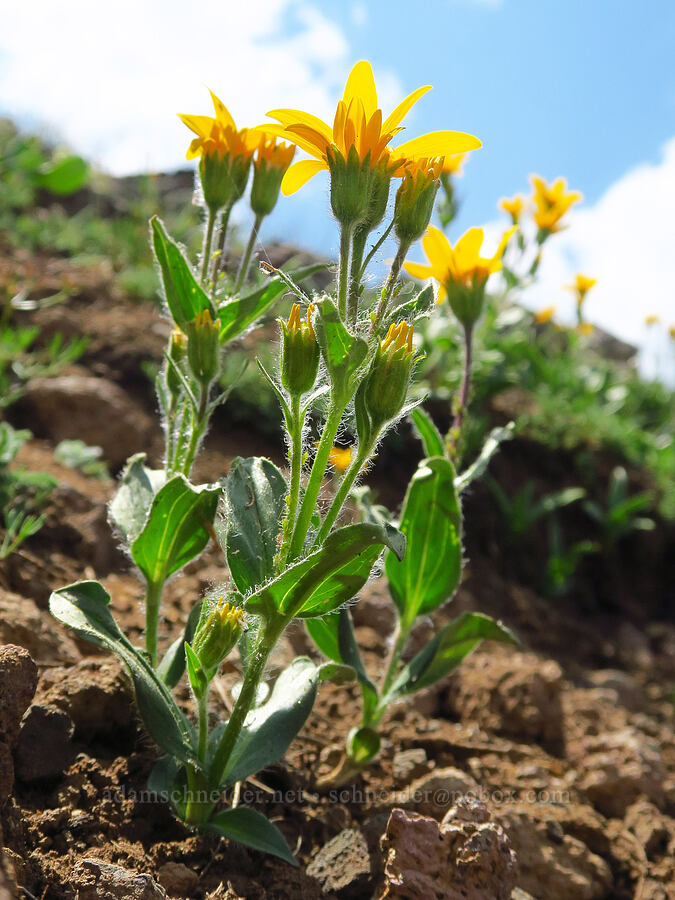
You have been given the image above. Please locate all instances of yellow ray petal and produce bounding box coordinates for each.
[281,159,328,195]
[381,85,431,134]
[396,130,482,159]
[454,227,484,262]
[342,60,378,118]
[436,283,447,304]
[422,225,453,272]
[403,261,433,281]
[266,108,333,143]
[177,113,214,138]
[263,124,326,159]
[209,90,236,130]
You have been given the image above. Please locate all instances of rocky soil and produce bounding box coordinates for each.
[0,242,673,899]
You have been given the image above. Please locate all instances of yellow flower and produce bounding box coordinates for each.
[403,224,516,302]
[328,446,353,473]
[530,175,583,233]
[534,306,556,324]
[577,322,595,336]
[499,194,526,223]
[566,273,597,310]
[266,60,481,195]
[645,314,660,326]
[250,135,296,217]
[178,89,262,161]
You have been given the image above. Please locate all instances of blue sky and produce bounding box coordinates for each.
[1,0,674,378]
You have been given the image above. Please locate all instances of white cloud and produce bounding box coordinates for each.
[0,0,400,175]
[485,137,675,383]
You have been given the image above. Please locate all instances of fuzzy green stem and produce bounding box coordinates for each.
[360,220,395,281]
[200,207,217,286]
[445,322,474,459]
[234,214,264,293]
[347,227,368,327]
[144,579,164,668]
[180,387,209,477]
[314,440,374,546]
[197,690,209,762]
[279,395,303,567]
[209,615,286,788]
[371,241,409,334]
[288,398,346,561]
[337,225,352,320]
[211,202,233,293]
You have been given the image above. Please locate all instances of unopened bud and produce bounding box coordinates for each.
[327,146,373,228]
[166,328,188,404]
[200,151,251,213]
[191,596,245,675]
[361,320,416,429]
[394,159,442,244]
[280,303,320,396]
[186,309,220,387]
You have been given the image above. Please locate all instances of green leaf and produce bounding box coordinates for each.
[314,298,368,397]
[184,642,208,698]
[454,424,514,493]
[206,808,297,866]
[223,457,287,594]
[410,408,445,458]
[382,284,435,331]
[35,155,88,195]
[151,216,215,328]
[217,657,319,787]
[49,581,195,764]
[157,600,202,689]
[306,609,377,699]
[385,457,462,623]
[131,475,221,587]
[0,422,32,466]
[217,264,323,345]
[245,522,405,619]
[317,662,357,684]
[347,726,380,764]
[109,453,166,545]
[388,612,517,697]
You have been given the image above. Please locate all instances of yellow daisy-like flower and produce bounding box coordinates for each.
[566,273,597,309]
[403,224,516,303]
[577,322,595,336]
[266,60,481,196]
[534,306,556,324]
[645,314,660,326]
[250,135,296,218]
[499,194,526,223]
[178,89,263,161]
[530,175,583,233]
[441,154,467,177]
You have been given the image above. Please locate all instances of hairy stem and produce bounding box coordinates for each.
[288,398,346,562]
[200,207,217,286]
[144,579,164,668]
[211,203,233,293]
[279,395,303,567]
[234,214,263,293]
[347,227,368,327]
[337,224,352,321]
[314,440,373,545]
[445,322,474,458]
[371,241,409,334]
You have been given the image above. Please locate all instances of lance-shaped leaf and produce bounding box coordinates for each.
[410,408,445,459]
[382,284,435,332]
[205,808,297,866]
[49,581,195,764]
[387,612,517,698]
[223,457,287,594]
[109,453,166,545]
[245,522,405,620]
[217,264,324,344]
[314,298,368,398]
[385,457,462,624]
[131,475,221,588]
[215,657,319,787]
[151,216,215,328]
[454,423,514,493]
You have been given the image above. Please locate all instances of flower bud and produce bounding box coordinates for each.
[250,137,295,218]
[186,309,220,387]
[394,159,442,244]
[327,145,373,228]
[447,279,487,329]
[191,596,245,675]
[280,302,320,396]
[166,328,187,405]
[361,320,416,429]
[199,150,252,214]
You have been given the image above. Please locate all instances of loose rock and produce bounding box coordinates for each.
[306,827,371,898]
[0,645,38,744]
[395,767,479,818]
[379,799,517,899]
[0,593,78,664]
[156,862,199,896]
[392,748,428,784]
[70,858,168,900]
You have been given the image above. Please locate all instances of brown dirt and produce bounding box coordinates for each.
[0,247,674,900]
